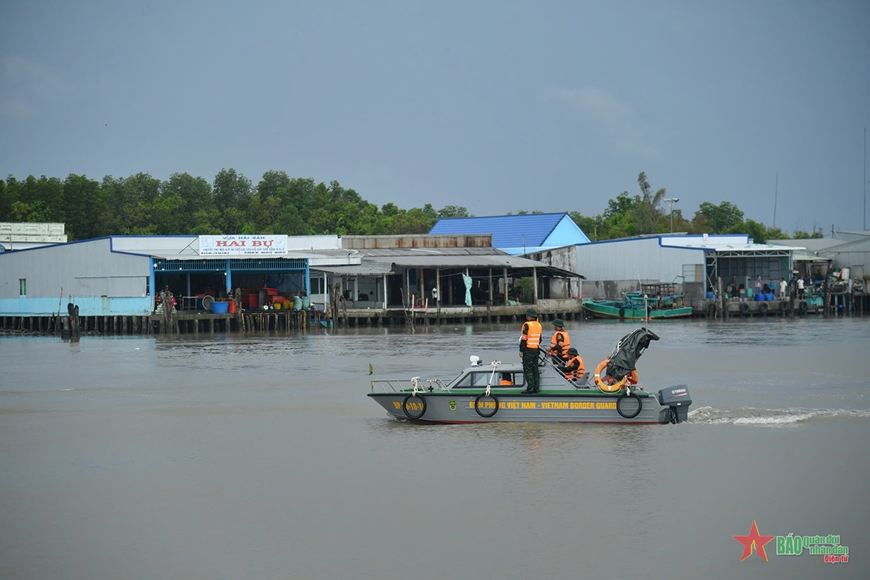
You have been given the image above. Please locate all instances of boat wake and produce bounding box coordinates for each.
[688,406,870,426]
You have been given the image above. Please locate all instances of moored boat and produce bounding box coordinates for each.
[582,283,692,320]
[368,328,692,424]
[582,298,693,320]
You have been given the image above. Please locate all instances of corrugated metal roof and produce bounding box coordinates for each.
[313,249,579,277]
[430,213,568,249]
[313,263,394,275]
[659,235,801,252]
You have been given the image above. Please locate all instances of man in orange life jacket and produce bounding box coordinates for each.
[547,318,570,363]
[519,308,543,393]
[559,347,585,382]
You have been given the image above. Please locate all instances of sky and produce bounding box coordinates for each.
[1,0,869,235]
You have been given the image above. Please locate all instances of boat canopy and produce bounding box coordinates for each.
[605,327,660,380]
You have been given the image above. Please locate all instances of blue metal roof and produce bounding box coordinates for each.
[430,213,589,252]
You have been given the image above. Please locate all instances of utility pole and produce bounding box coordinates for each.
[773,171,778,229]
[663,198,679,232]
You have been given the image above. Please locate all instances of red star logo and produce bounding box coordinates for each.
[733,521,775,562]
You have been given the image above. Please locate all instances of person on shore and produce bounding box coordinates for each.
[547,318,571,363]
[797,276,805,299]
[754,276,762,297]
[779,278,787,299]
[559,347,585,382]
[519,308,542,393]
[729,274,737,296]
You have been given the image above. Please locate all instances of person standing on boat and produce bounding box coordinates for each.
[558,347,585,382]
[547,318,570,363]
[519,308,542,393]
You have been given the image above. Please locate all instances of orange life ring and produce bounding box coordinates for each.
[594,359,628,393]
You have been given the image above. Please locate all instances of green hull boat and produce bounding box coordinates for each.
[582,298,693,320]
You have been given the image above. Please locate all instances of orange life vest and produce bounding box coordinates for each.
[563,355,585,380]
[549,330,570,358]
[521,320,542,350]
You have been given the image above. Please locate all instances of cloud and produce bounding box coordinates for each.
[555,87,659,159]
[0,56,77,118]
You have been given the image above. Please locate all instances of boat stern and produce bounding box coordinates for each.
[656,385,692,424]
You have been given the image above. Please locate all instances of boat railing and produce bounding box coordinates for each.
[370,377,447,393]
[538,350,592,388]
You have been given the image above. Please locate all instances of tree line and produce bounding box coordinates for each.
[0,169,821,243]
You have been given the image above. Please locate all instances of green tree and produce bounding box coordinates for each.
[213,168,252,212]
[437,205,470,219]
[603,192,639,219]
[0,178,8,220]
[632,172,666,235]
[740,219,768,243]
[568,211,599,240]
[696,201,744,234]
[163,173,213,230]
[151,190,185,234]
[793,228,823,239]
[386,204,438,234]
[63,174,104,239]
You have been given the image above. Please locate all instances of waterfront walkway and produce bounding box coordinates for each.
[2,293,867,336]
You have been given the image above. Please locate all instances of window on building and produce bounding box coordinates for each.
[310,277,326,294]
[19,279,26,296]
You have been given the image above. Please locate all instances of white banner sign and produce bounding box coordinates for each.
[199,235,288,256]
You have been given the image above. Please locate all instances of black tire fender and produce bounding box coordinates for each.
[474,393,499,418]
[402,394,426,419]
[739,303,749,314]
[799,300,808,313]
[779,300,789,311]
[616,392,643,419]
[706,303,716,317]
[759,302,768,314]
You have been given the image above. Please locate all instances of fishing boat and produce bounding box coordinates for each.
[368,328,692,424]
[582,283,692,320]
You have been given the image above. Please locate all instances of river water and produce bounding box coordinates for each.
[1,317,868,579]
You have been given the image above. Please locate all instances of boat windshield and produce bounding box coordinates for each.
[446,370,522,389]
[443,372,465,388]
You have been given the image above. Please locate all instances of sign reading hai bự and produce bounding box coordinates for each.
[199,235,288,256]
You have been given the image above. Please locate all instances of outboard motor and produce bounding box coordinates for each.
[657,385,692,424]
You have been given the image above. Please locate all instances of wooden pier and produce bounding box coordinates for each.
[0,304,586,336]
[692,292,869,318]
[2,293,866,336]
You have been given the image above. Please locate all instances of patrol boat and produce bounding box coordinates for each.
[368,328,692,424]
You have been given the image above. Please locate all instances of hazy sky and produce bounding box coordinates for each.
[2,0,869,235]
